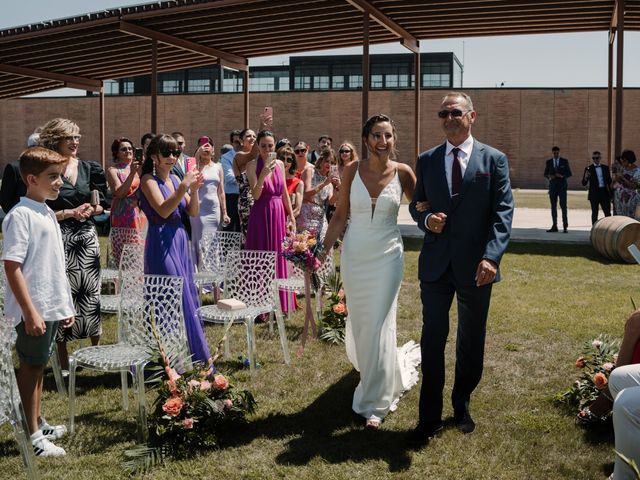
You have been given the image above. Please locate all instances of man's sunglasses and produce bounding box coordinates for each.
[437,109,470,119]
[160,149,181,157]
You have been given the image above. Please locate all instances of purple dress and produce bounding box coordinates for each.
[138,175,211,364]
[245,157,293,312]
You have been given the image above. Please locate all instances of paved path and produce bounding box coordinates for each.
[398,205,593,244]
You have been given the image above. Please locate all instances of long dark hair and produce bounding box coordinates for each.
[141,134,178,176]
[361,113,398,159]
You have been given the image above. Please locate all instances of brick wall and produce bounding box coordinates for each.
[1,88,638,189]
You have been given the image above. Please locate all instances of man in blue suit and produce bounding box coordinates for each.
[544,146,572,232]
[408,91,513,446]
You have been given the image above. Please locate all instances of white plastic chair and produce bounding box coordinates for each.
[101,227,145,285]
[197,250,290,371]
[194,231,242,294]
[100,243,145,314]
[0,318,40,479]
[69,274,187,442]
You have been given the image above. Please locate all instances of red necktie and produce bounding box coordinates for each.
[452,147,462,199]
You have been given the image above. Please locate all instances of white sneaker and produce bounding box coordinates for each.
[39,418,67,440]
[31,432,66,457]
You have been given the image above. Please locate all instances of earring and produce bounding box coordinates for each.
[152,162,156,176]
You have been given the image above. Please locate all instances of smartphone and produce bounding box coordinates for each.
[267,152,277,164]
[330,164,338,177]
[185,156,197,173]
[264,106,273,118]
[134,148,143,162]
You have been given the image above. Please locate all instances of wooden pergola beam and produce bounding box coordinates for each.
[0,63,101,91]
[118,20,248,71]
[345,0,419,53]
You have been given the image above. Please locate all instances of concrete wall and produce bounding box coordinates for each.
[1,88,638,189]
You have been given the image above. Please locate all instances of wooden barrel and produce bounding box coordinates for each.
[590,215,640,263]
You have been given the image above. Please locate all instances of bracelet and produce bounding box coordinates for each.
[62,209,66,219]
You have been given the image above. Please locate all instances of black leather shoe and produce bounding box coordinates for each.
[563,228,568,233]
[454,410,475,434]
[405,421,443,448]
[546,227,558,232]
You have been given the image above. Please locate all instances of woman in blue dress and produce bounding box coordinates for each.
[138,134,211,365]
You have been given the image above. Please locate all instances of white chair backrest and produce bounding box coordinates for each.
[119,274,188,364]
[107,227,146,268]
[118,243,145,273]
[200,231,242,274]
[0,318,19,424]
[223,250,276,309]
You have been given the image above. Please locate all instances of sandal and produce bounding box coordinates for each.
[365,418,381,430]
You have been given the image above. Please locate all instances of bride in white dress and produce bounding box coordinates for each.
[318,114,424,429]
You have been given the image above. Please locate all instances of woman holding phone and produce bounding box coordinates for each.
[245,130,296,312]
[297,147,339,241]
[40,118,108,371]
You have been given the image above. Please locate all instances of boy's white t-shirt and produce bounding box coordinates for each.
[2,196,76,327]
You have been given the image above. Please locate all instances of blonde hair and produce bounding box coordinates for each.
[337,141,359,167]
[38,118,80,152]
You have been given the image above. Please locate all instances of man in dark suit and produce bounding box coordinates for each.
[581,150,612,225]
[408,91,514,445]
[171,131,192,238]
[544,146,572,232]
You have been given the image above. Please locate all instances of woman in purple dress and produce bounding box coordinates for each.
[245,130,296,312]
[138,134,211,365]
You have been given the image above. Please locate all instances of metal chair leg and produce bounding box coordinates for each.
[50,343,66,396]
[10,377,40,479]
[68,358,77,433]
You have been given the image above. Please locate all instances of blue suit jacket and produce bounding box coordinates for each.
[409,140,514,286]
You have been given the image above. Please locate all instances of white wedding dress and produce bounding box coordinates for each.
[341,163,421,421]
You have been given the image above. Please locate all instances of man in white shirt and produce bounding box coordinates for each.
[220,129,242,232]
[581,150,612,224]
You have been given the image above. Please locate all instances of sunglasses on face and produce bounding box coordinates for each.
[283,157,294,163]
[160,149,181,158]
[64,135,82,142]
[339,149,352,154]
[437,109,469,119]
[294,149,307,154]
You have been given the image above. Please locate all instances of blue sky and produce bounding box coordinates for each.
[3,0,639,93]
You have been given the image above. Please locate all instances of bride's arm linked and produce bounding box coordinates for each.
[316,161,358,260]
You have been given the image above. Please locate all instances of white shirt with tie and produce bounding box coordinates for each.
[593,163,605,188]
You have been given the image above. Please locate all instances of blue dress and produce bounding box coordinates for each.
[138,175,211,364]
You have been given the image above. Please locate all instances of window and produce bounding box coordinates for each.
[332,64,361,90]
[423,62,451,88]
[122,80,135,95]
[249,69,289,91]
[187,67,215,93]
[104,80,119,95]
[348,74,362,89]
[222,69,243,92]
[160,71,184,94]
[293,65,330,90]
[371,61,412,89]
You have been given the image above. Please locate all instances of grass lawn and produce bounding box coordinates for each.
[0,238,634,479]
[513,189,589,210]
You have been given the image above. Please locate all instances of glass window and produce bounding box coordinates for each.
[160,71,184,94]
[371,74,383,89]
[278,76,290,91]
[423,62,450,88]
[293,65,329,90]
[348,75,362,89]
[249,70,289,91]
[331,64,361,90]
[187,67,215,93]
[222,70,243,92]
[122,80,135,95]
[104,80,119,95]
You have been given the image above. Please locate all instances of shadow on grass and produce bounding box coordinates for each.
[68,411,138,451]
[219,370,415,473]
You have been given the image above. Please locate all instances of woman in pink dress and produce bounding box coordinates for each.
[245,130,296,312]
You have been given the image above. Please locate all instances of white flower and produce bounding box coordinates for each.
[592,339,603,349]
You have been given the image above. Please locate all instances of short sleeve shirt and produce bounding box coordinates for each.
[2,197,75,326]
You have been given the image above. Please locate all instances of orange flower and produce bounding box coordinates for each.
[593,372,608,389]
[213,374,229,390]
[575,357,586,368]
[167,379,178,395]
[162,396,184,417]
[333,302,346,315]
[165,366,180,382]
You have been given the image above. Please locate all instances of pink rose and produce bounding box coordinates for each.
[213,374,229,390]
[575,357,586,368]
[199,380,212,391]
[188,379,201,390]
[602,362,615,371]
[162,396,184,417]
[338,289,345,300]
[333,302,346,315]
[167,379,178,395]
[182,418,193,429]
[593,372,608,389]
[223,399,233,409]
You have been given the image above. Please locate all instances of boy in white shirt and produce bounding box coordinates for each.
[2,147,76,457]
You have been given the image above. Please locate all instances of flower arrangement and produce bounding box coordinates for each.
[123,322,256,473]
[319,270,347,345]
[553,334,620,416]
[281,230,322,290]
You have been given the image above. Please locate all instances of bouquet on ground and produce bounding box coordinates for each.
[553,333,620,417]
[123,322,256,473]
[320,270,347,345]
[281,230,322,291]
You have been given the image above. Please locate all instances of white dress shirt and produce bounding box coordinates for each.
[593,164,605,188]
[444,135,474,197]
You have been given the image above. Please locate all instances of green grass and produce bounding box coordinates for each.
[513,189,589,210]
[0,238,633,479]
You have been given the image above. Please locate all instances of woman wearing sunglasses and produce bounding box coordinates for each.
[293,141,314,179]
[106,136,147,262]
[336,141,359,177]
[39,118,109,372]
[139,134,211,365]
[280,145,303,219]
